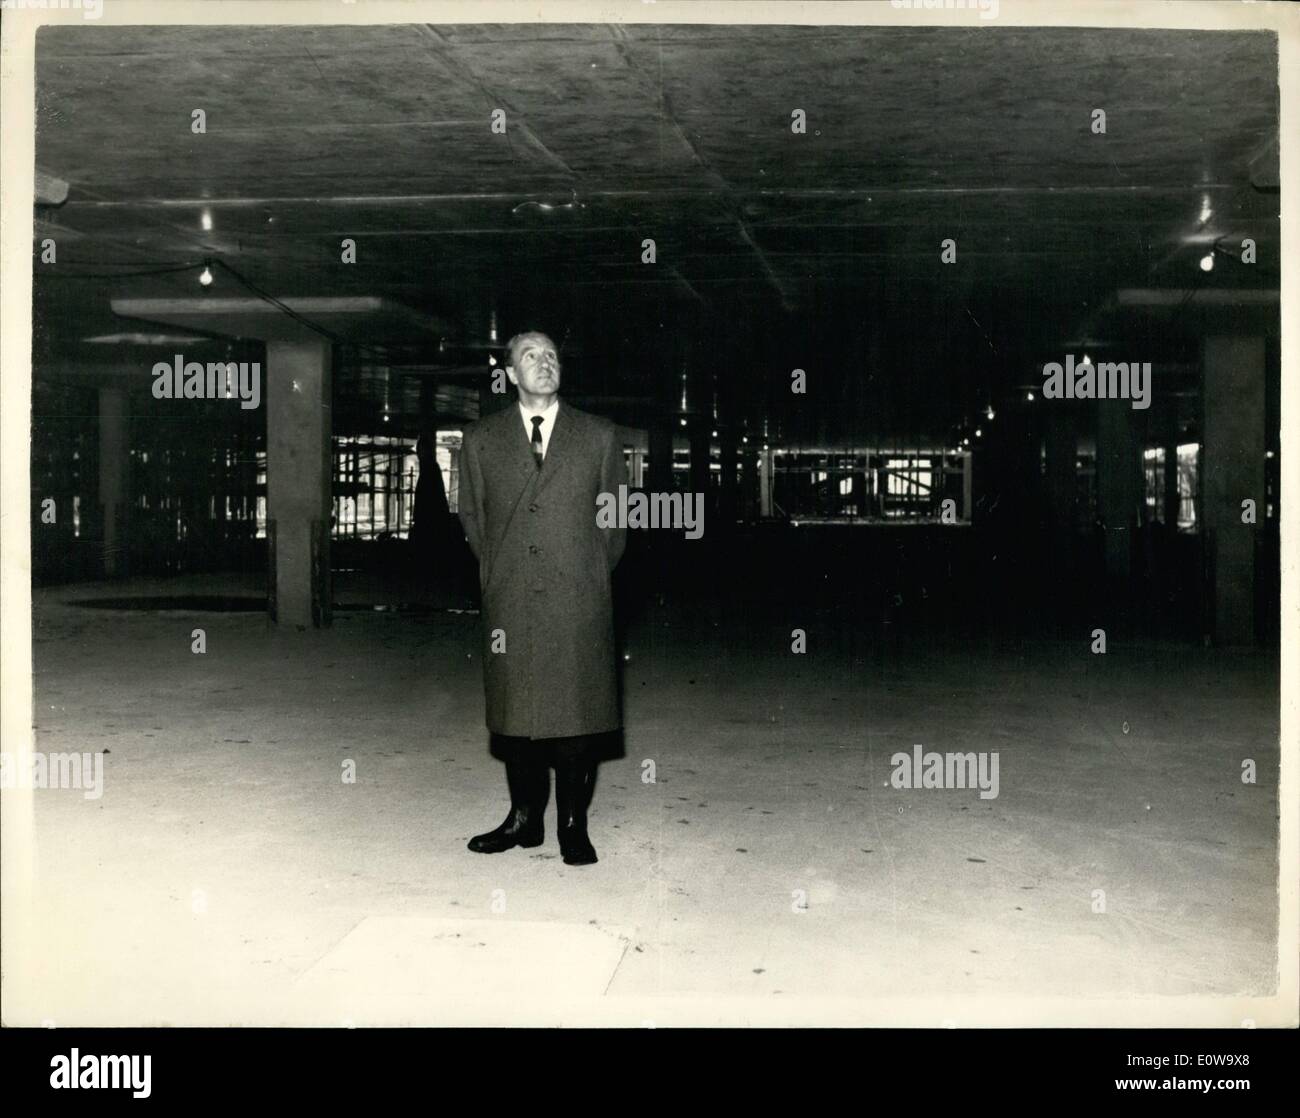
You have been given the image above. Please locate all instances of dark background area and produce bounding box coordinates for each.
[30,24,1281,646]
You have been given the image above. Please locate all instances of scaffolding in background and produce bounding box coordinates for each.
[762,447,973,525]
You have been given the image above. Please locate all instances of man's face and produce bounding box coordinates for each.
[507,333,561,396]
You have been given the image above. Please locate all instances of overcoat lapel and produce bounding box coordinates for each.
[485,407,540,549]
[535,400,576,496]
[497,404,536,483]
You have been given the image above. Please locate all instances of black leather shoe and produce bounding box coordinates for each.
[555,757,598,866]
[467,809,543,853]
[468,756,547,853]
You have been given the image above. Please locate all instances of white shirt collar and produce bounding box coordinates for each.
[519,397,560,454]
[518,397,559,424]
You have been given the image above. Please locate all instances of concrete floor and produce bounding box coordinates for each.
[5,573,1283,1026]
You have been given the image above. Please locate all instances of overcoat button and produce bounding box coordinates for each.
[529,545,539,555]
[529,503,539,513]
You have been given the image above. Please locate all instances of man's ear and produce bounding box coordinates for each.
[505,366,520,386]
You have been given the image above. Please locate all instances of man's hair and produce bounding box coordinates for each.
[505,330,557,368]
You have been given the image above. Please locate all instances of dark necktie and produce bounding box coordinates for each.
[531,415,544,470]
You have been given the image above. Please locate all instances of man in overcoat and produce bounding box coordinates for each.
[457,330,627,865]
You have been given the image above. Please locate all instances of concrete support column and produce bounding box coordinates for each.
[687,419,711,497]
[648,422,674,492]
[1044,409,1077,542]
[718,427,738,525]
[961,450,973,522]
[626,448,645,489]
[738,436,756,519]
[266,339,332,628]
[1163,437,1180,528]
[758,448,775,517]
[97,386,128,578]
[1096,400,1141,579]
[1203,335,1265,645]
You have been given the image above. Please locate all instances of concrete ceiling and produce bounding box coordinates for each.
[32,23,1280,439]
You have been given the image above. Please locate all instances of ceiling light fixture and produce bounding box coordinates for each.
[198,264,214,287]
[84,332,208,345]
[1200,252,1215,272]
[511,191,584,217]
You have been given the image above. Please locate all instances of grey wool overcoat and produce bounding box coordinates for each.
[457,399,627,739]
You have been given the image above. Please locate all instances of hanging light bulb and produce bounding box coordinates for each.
[198,265,213,287]
[1200,252,1215,272]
